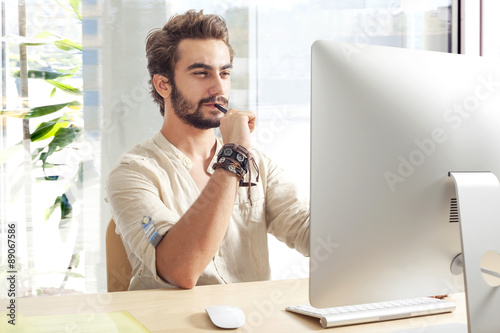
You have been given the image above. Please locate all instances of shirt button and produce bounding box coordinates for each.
[176,153,183,159]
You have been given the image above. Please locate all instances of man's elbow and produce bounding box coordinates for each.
[169,271,197,289]
[176,278,196,289]
[156,242,200,289]
[158,266,198,289]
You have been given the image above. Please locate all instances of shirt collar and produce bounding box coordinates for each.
[153,131,222,173]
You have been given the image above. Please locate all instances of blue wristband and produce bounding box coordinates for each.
[141,216,163,247]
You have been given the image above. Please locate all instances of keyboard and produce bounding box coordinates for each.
[286,297,456,328]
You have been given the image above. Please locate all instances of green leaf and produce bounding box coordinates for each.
[55,0,82,20]
[5,32,82,51]
[12,70,70,80]
[5,33,56,45]
[45,193,73,221]
[31,147,45,160]
[65,272,84,278]
[77,161,84,182]
[50,87,57,98]
[45,196,62,221]
[59,194,73,220]
[1,33,60,46]
[69,0,82,20]
[73,252,81,268]
[30,117,70,142]
[35,175,60,181]
[35,31,60,39]
[40,127,78,169]
[24,101,81,119]
[26,104,67,119]
[46,80,82,95]
[54,38,82,51]
[39,153,56,169]
[17,38,51,46]
[62,66,80,74]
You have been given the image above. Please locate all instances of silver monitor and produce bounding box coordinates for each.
[309,40,500,329]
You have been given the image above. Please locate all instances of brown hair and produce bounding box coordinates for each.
[145,9,235,116]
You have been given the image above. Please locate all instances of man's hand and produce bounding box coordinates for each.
[219,108,256,149]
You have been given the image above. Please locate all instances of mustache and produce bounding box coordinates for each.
[199,96,228,106]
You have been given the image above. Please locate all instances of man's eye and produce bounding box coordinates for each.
[194,71,208,76]
[221,72,231,77]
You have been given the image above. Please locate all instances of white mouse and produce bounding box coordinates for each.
[205,305,246,329]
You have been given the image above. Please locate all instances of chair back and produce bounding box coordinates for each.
[106,219,132,292]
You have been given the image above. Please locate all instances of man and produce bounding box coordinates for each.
[106,9,309,290]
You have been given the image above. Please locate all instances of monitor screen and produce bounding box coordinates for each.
[309,41,500,309]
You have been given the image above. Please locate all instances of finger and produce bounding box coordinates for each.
[247,116,257,133]
[226,108,255,117]
[224,109,257,130]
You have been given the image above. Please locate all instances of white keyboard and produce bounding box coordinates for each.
[286,297,456,328]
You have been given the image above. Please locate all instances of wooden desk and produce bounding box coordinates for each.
[10,278,466,332]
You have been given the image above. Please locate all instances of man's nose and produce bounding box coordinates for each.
[208,76,225,96]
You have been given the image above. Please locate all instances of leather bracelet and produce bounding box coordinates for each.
[213,143,260,205]
[213,161,245,180]
[216,143,250,173]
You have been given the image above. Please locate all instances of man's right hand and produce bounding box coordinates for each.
[219,108,256,150]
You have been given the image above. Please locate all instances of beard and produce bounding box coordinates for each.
[170,80,228,130]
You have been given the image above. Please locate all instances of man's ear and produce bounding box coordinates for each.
[153,74,171,98]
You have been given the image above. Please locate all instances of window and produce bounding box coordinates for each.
[2,0,463,295]
[1,0,83,296]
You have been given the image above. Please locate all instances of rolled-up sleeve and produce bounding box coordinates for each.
[106,158,179,286]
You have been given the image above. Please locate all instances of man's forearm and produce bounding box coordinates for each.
[155,169,239,289]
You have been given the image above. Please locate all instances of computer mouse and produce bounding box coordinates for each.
[205,305,246,329]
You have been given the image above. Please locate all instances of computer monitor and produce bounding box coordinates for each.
[309,41,500,330]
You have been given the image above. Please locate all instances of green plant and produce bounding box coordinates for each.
[0,0,84,295]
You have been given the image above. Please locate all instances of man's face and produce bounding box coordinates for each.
[169,39,232,129]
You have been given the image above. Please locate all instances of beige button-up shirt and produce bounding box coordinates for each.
[106,132,309,290]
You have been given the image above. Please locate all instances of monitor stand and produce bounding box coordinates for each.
[448,172,500,333]
[395,172,500,333]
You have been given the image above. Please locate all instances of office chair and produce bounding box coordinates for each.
[106,219,132,292]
